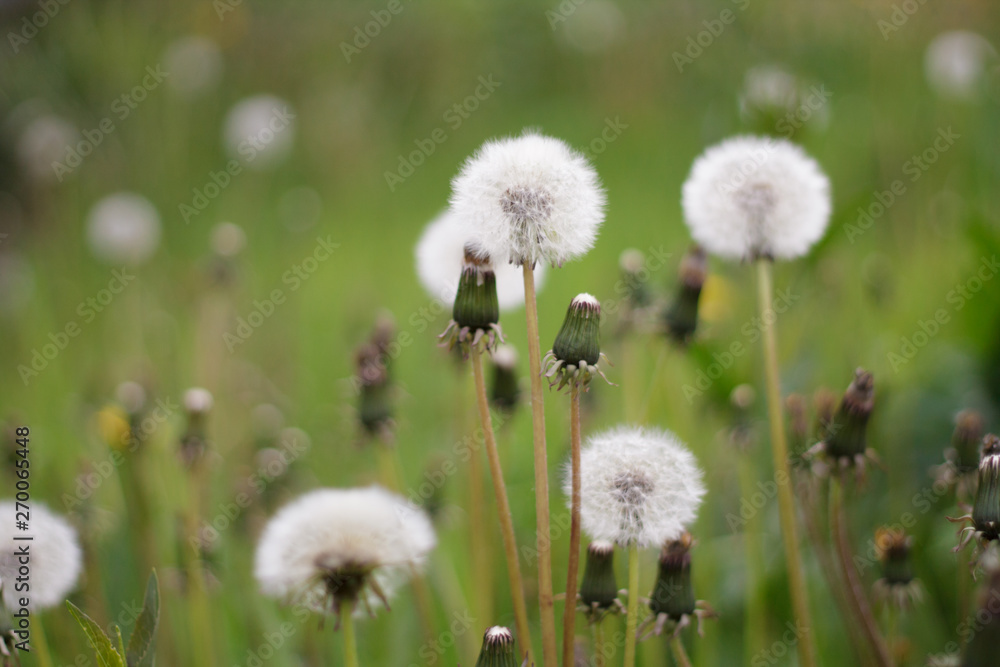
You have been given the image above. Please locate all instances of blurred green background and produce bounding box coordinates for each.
[2,0,1000,664]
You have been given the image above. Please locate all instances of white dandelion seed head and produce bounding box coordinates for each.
[163,36,223,98]
[415,209,546,311]
[115,380,147,415]
[492,344,518,370]
[925,31,997,101]
[16,114,77,182]
[223,95,295,170]
[86,193,161,266]
[0,502,81,611]
[254,486,436,614]
[568,425,705,548]
[450,131,606,267]
[682,135,831,261]
[741,65,799,112]
[183,387,213,414]
[211,222,246,258]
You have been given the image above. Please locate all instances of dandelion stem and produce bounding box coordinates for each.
[738,453,767,662]
[184,463,214,667]
[592,619,605,667]
[340,600,360,667]
[755,260,817,667]
[523,262,558,667]
[31,615,53,667]
[562,385,583,666]
[670,637,693,667]
[830,476,893,667]
[463,368,494,633]
[624,544,640,667]
[471,347,534,663]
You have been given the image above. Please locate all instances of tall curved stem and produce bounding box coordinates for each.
[471,348,534,663]
[756,260,817,667]
[562,386,583,665]
[523,263,558,666]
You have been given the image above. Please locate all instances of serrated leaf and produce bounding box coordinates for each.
[66,601,126,667]
[126,571,160,667]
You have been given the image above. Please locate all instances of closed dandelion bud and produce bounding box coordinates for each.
[490,345,520,413]
[544,294,612,390]
[876,528,914,587]
[664,245,707,343]
[580,540,617,610]
[439,247,504,353]
[453,250,500,331]
[649,533,696,621]
[953,410,985,474]
[355,341,393,438]
[972,435,1000,541]
[825,368,874,463]
[180,387,213,467]
[475,626,518,667]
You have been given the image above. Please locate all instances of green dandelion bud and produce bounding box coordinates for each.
[877,528,914,586]
[543,294,613,391]
[439,247,503,353]
[953,410,985,475]
[664,245,707,343]
[649,533,696,622]
[475,626,519,667]
[972,435,1000,541]
[355,341,393,439]
[580,540,617,611]
[825,368,874,464]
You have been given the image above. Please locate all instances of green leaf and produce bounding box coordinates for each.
[66,601,126,667]
[126,570,161,667]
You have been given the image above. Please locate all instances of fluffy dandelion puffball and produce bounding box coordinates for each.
[682,135,831,261]
[223,95,295,170]
[450,131,605,267]
[415,209,546,311]
[569,425,705,547]
[0,502,81,611]
[925,31,997,101]
[86,192,162,265]
[254,486,436,614]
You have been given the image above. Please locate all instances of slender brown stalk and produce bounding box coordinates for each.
[670,638,693,667]
[523,262,558,666]
[830,477,893,667]
[562,385,583,666]
[467,404,494,625]
[471,348,534,662]
[756,260,817,667]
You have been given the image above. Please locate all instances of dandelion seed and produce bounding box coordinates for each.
[570,426,705,547]
[254,486,435,618]
[450,131,605,267]
[682,136,831,261]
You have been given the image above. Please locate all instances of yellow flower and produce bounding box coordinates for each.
[96,405,130,451]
